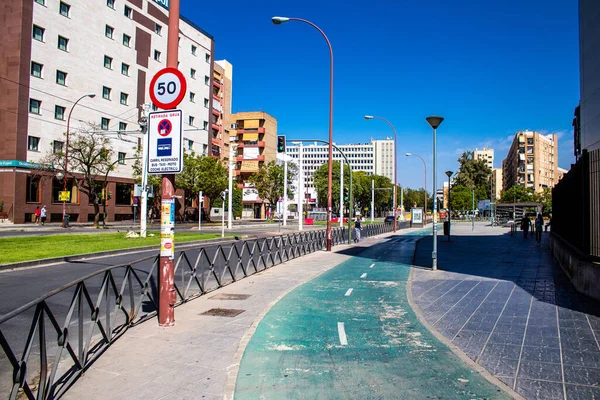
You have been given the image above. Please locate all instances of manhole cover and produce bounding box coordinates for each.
[200,308,245,317]
[210,293,252,300]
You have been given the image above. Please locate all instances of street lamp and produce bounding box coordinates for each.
[273,16,335,251]
[364,115,398,232]
[63,93,95,228]
[426,116,444,271]
[405,152,427,225]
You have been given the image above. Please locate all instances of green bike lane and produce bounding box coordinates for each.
[234,231,512,399]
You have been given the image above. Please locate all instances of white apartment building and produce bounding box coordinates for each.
[286,139,395,204]
[0,0,214,223]
[474,147,494,169]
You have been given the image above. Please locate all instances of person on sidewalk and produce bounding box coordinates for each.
[520,215,530,239]
[40,205,47,226]
[34,206,41,224]
[535,213,544,245]
[354,215,362,243]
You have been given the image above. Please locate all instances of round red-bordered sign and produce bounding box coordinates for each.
[149,67,187,109]
[157,119,172,136]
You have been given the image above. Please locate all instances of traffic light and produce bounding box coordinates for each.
[343,187,349,202]
[277,135,286,153]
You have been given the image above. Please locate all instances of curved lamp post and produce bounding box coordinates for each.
[426,116,443,271]
[273,16,335,251]
[63,93,96,228]
[405,152,427,224]
[364,115,398,232]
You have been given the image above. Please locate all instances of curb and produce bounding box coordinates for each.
[0,235,250,271]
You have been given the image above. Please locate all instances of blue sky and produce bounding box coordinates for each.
[182,0,579,191]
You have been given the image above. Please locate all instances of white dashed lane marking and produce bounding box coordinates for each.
[338,322,348,346]
[345,288,353,297]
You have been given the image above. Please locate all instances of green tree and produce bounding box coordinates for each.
[247,161,297,219]
[454,150,492,199]
[535,187,552,213]
[499,185,536,204]
[313,161,351,212]
[448,184,473,211]
[175,153,228,221]
[36,124,114,227]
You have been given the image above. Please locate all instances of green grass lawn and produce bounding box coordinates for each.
[0,232,227,264]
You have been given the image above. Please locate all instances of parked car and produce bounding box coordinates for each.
[384,216,395,224]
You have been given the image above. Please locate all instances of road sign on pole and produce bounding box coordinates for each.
[147,109,183,174]
[149,67,187,109]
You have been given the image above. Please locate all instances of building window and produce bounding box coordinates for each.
[56,70,67,85]
[102,86,111,100]
[203,98,209,108]
[54,105,66,120]
[29,99,41,114]
[188,116,195,126]
[101,117,110,130]
[115,183,132,205]
[205,53,210,63]
[105,25,114,39]
[118,152,126,164]
[155,24,162,35]
[187,140,194,150]
[189,92,195,102]
[203,121,208,130]
[191,45,197,55]
[204,76,209,85]
[107,0,114,9]
[104,55,112,69]
[26,176,41,203]
[58,35,68,51]
[124,5,132,18]
[33,25,45,41]
[190,68,196,79]
[53,140,64,154]
[31,62,43,78]
[59,2,70,17]
[120,92,128,105]
[123,34,131,47]
[118,122,127,131]
[121,63,129,76]
[153,50,161,62]
[35,0,45,5]
[28,136,40,151]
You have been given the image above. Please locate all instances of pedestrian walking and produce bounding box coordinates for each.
[40,205,47,226]
[520,215,530,239]
[34,206,41,224]
[535,213,544,245]
[354,215,362,243]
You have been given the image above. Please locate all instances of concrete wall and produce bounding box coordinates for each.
[550,233,600,302]
[580,0,600,152]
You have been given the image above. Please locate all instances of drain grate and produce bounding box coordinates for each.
[200,308,245,317]
[209,293,252,300]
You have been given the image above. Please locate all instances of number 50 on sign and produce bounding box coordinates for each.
[149,67,187,109]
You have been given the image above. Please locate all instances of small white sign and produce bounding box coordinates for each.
[147,109,183,174]
[412,207,424,224]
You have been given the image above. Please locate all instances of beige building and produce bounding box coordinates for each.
[474,148,494,170]
[502,130,559,193]
[230,112,277,218]
[492,168,503,200]
[211,60,232,160]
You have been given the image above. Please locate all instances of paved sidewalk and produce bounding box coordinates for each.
[62,230,401,400]
[410,222,600,400]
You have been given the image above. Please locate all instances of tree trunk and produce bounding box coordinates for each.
[93,201,100,227]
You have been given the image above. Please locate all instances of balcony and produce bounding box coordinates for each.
[211,123,221,131]
[236,127,266,134]
[213,80,222,88]
[212,137,223,146]
[236,155,265,162]
[211,108,220,117]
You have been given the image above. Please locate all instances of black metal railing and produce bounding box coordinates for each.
[552,148,600,259]
[0,224,392,399]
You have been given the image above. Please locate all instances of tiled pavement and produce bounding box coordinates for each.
[410,222,600,400]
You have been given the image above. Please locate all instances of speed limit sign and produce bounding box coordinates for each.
[149,67,187,109]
